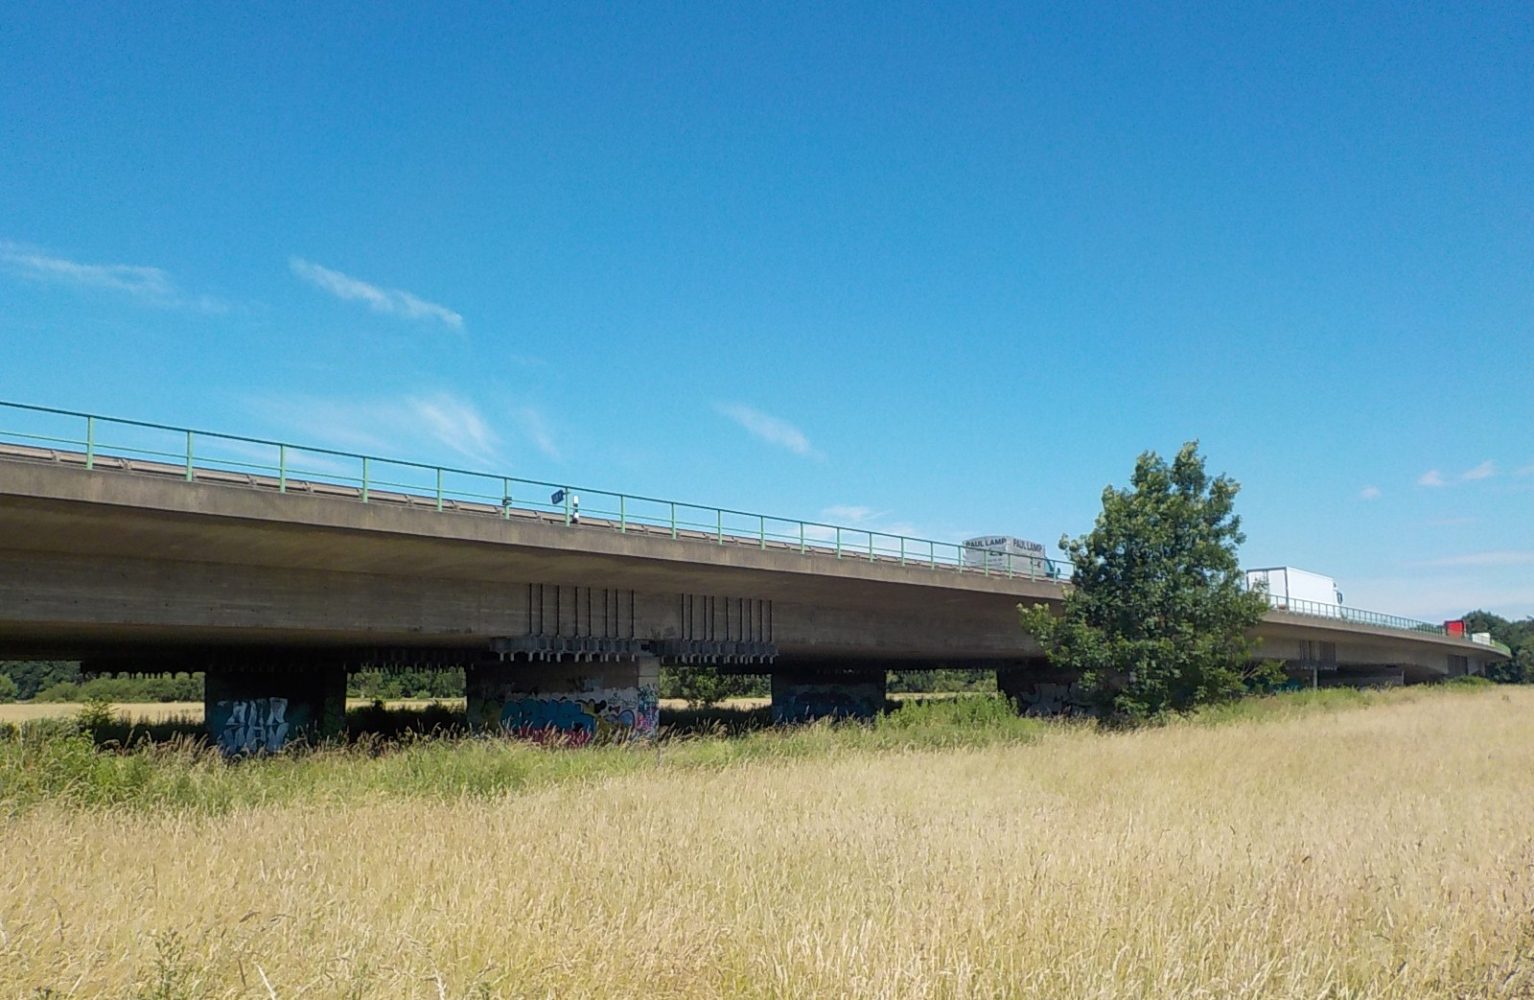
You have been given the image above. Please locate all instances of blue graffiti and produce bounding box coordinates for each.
[501,697,600,740]
[214,697,292,754]
[496,687,661,742]
[775,687,878,722]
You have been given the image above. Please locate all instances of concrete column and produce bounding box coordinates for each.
[770,667,886,722]
[205,663,347,753]
[466,656,660,743]
[997,664,1094,717]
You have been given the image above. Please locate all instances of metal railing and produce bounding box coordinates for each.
[1258,593,1443,633]
[1472,634,1515,655]
[1252,593,1500,646]
[0,400,1074,580]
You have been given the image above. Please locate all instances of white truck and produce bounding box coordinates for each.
[962,535,1053,576]
[1244,567,1344,616]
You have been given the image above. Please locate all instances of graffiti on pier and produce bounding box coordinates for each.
[773,684,881,722]
[635,685,659,734]
[213,697,293,754]
[500,685,659,743]
[1014,680,1094,717]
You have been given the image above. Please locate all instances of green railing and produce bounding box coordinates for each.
[0,400,1073,580]
[1261,594,1513,653]
[1258,594,1451,637]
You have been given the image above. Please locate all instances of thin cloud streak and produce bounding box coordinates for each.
[515,407,560,460]
[1417,469,1446,487]
[1413,550,1534,569]
[1359,485,1382,500]
[803,505,926,544]
[715,402,821,458]
[405,393,498,467]
[1346,573,1534,621]
[1461,460,1496,481]
[822,505,879,523]
[0,240,226,311]
[248,392,508,471]
[290,257,463,329]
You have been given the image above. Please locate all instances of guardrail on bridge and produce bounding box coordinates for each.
[0,400,1070,579]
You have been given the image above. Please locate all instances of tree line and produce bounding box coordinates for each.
[0,662,995,706]
[1458,611,1534,683]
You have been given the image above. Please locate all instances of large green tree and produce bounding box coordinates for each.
[1019,442,1274,720]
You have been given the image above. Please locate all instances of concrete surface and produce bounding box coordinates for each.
[0,457,1510,685]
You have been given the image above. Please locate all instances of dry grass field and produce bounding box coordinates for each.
[3,686,1533,998]
[0,699,468,726]
[0,700,206,724]
[0,692,962,727]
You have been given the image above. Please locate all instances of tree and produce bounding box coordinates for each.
[659,666,766,707]
[1019,442,1274,721]
[0,674,16,703]
[1460,609,1534,683]
[0,661,79,700]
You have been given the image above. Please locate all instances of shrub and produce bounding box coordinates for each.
[77,696,120,744]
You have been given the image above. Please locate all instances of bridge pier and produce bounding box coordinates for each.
[466,656,660,743]
[771,667,886,722]
[997,663,1096,717]
[204,661,347,753]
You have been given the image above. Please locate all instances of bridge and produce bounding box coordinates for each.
[0,402,1509,750]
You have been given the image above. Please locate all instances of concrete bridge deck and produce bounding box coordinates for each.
[0,447,1501,663]
[0,436,1509,748]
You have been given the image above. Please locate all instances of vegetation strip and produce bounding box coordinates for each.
[0,682,1493,815]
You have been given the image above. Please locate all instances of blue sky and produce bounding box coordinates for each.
[2,3,1530,620]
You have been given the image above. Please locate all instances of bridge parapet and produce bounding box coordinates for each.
[0,400,1069,583]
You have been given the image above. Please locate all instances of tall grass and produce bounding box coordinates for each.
[0,696,1046,814]
[1,686,1530,997]
[0,686,1500,815]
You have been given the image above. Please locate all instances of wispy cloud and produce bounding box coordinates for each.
[1416,461,1501,489]
[822,505,879,523]
[800,504,927,544]
[289,257,463,329]
[715,403,821,458]
[248,392,514,470]
[1413,550,1534,569]
[1516,463,1534,477]
[1345,573,1534,621]
[201,437,360,479]
[0,240,226,311]
[405,393,498,466]
[1460,460,1496,481]
[515,407,559,460]
[1359,485,1382,500]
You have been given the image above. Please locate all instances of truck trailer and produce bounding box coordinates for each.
[1244,566,1344,615]
[962,535,1053,576]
